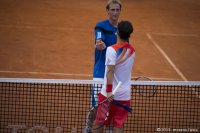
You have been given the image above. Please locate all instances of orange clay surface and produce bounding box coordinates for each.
[0,0,199,81]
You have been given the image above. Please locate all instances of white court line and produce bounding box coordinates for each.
[0,24,92,32]
[151,32,199,37]
[1,24,198,36]
[146,33,188,81]
[0,70,92,77]
[146,33,200,98]
[0,70,181,81]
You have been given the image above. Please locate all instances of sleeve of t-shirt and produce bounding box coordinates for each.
[105,47,117,65]
[94,23,105,41]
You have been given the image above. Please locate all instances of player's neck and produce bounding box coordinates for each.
[109,19,118,27]
[118,38,128,43]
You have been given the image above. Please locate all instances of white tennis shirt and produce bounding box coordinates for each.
[101,42,135,101]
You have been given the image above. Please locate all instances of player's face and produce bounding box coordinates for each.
[107,3,121,22]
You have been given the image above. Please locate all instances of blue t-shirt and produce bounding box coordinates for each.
[93,20,117,78]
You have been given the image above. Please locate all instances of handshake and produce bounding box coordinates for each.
[95,39,106,50]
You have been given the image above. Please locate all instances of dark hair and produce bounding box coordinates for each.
[117,21,133,40]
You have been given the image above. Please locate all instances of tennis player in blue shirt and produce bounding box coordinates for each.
[92,0,122,107]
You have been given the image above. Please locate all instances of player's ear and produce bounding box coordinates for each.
[117,29,119,35]
[117,30,121,38]
[106,8,109,13]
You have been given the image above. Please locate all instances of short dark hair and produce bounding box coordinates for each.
[117,21,133,40]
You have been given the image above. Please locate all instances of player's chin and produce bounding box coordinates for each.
[111,16,119,21]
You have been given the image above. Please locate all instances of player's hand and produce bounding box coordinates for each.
[107,92,114,102]
[95,39,106,50]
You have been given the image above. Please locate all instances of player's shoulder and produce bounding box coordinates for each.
[125,43,135,53]
[95,20,111,30]
[111,43,122,51]
[95,20,116,34]
[96,19,109,26]
[111,42,135,52]
[107,46,116,53]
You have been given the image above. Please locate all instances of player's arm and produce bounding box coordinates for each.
[94,25,106,50]
[105,47,117,101]
[106,65,115,101]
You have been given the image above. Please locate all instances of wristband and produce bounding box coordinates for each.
[106,84,113,92]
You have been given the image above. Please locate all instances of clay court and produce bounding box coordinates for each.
[0,0,199,81]
[0,1,200,133]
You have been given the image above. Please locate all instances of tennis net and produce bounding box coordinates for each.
[0,78,199,133]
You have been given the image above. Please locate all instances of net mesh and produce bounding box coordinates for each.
[0,78,199,133]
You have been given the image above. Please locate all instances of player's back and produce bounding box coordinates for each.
[102,42,135,100]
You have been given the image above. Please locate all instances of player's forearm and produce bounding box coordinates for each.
[106,65,115,92]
